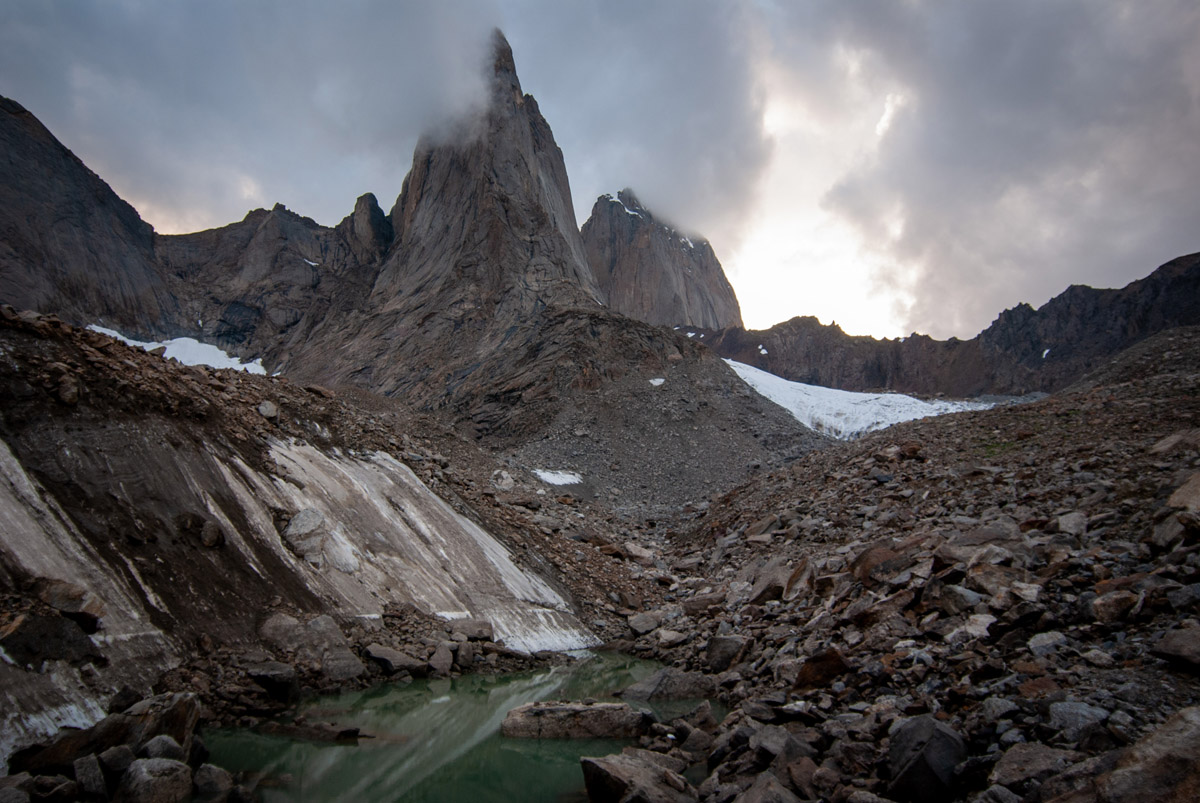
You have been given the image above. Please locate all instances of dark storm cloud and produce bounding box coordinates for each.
[777,0,1200,338]
[0,0,498,231]
[2,1,1197,340]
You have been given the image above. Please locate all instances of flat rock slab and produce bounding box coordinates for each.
[989,742,1082,792]
[501,701,652,739]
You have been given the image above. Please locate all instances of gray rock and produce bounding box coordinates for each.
[451,618,494,641]
[981,697,1019,722]
[0,788,30,803]
[0,613,102,667]
[580,751,696,803]
[99,744,137,776]
[193,763,234,801]
[428,642,454,676]
[1028,631,1068,656]
[1048,701,1109,740]
[1057,511,1088,536]
[749,725,812,769]
[72,754,106,798]
[971,785,1022,803]
[707,634,750,672]
[656,629,688,647]
[1150,625,1200,671]
[257,400,278,419]
[989,742,1082,793]
[321,647,367,682]
[620,667,719,700]
[887,715,966,802]
[1167,583,1200,611]
[502,701,652,739]
[1097,705,1200,800]
[733,770,801,802]
[139,734,185,762]
[245,661,299,703]
[628,612,660,636]
[116,758,192,803]
[364,644,425,675]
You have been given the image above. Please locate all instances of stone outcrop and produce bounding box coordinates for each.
[582,189,743,330]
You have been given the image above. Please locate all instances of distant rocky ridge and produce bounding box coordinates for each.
[582,189,743,330]
[704,252,1200,396]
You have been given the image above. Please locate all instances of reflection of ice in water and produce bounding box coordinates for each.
[208,654,663,803]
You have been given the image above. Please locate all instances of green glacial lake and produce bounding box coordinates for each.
[205,652,702,802]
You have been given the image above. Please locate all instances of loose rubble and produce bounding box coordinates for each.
[579,327,1200,801]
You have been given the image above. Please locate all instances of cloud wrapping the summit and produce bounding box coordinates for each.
[2,0,1198,339]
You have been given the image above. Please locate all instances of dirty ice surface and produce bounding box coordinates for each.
[533,469,583,485]
[725,359,993,441]
[89,326,266,374]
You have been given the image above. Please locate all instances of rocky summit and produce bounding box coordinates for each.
[1,25,1200,803]
[583,189,743,330]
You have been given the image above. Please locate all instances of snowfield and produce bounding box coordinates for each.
[533,469,583,485]
[725,359,993,440]
[89,326,267,374]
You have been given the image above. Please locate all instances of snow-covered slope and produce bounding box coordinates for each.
[88,326,267,374]
[725,359,992,440]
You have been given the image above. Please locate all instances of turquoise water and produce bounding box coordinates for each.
[205,652,701,802]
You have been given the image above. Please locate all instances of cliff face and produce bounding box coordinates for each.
[0,98,176,335]
[582,189,743,330]
[0,33,818,483]
[707,252,1200,396]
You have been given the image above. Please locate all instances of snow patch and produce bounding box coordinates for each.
[302,258,319,266]
[649,378,666,387]
[1042,348,1051,359]
[533,469,583,486]
[725,359,993,441]
[686,332,696,338]
[89,326,266,374]
[605,194,642,217]
[758,345,768,355]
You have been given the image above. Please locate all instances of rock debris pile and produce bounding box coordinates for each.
[585,327,1200,801]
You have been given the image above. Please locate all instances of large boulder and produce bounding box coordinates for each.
[707,635,750,672]
[10,693,200,777]
[886,715,966,803]
[115,758,192,803]
[501,702,652,739]
[619,668,719,701]
[580,751,697,803]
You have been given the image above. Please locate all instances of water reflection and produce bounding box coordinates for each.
[206,653,667,802]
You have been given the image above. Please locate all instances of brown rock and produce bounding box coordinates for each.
[501,702,651,739]
[793,648,851,690]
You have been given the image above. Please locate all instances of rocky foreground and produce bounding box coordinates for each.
[4,313,1200,803]
[578,326,1200,801]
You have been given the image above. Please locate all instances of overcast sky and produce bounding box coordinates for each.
[3,1,1198,339]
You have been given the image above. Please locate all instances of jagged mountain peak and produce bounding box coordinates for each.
[583,189,743,330]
